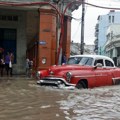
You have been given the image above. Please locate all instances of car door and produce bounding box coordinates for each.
[94,59,109,87]
[104,59,115,85]
[94,67,109,87]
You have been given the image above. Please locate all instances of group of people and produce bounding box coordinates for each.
[0,49,14,77]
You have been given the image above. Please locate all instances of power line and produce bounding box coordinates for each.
[72,17,81,21]
[71,21,81,40]
[84,1,120,10]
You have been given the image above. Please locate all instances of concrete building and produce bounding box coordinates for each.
[94,10,120,55]
[105,24,120,66]
[0,0,81,75]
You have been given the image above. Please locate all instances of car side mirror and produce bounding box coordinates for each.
[94,63,103,69]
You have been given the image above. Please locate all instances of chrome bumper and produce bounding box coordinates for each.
[37,77,75,87]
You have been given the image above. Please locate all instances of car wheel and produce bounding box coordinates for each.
[76,81,86,89]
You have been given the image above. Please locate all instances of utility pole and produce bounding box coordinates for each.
[80,0,85,54]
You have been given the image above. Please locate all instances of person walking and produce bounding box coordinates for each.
[5,52,10,76]
[0,48,4,76]
[0,55,5,77]
[9,52,14,76]
[26,58,30,77]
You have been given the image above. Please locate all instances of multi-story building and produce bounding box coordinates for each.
[0,0,81,74]
[94,10,120,55]
[105,24,120,66]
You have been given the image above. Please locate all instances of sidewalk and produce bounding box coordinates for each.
[0,75,36,80]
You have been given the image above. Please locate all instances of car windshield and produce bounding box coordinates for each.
[67,57,82,64]
[79,57,93,66]
[67,56,93,66]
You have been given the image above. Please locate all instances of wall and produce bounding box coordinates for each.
[38,9,57,70]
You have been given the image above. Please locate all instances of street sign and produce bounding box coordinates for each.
[39,41,46,45]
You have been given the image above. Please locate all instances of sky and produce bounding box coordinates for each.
[71,0,120,45]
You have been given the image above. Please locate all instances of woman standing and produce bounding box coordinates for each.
[0,55,5,77]
[9,52,14,76]
[0,48,4,76]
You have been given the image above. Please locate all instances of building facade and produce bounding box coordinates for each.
[94,10,120,55]
[105,24,120,66]
[0,0,81,74]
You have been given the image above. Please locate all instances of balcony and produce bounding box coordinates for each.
[95,23,99,30]
[95,31,99,37]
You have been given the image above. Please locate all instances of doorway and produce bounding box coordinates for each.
[0,28,16,63]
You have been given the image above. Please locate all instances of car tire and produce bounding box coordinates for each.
[76,81,86,89]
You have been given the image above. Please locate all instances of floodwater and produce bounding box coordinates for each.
[0,76,120,120]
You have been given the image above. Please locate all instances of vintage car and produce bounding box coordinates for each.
[37,55,120,89]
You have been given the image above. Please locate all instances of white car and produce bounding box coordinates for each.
[67,54,115,67]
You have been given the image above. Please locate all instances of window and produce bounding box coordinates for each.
[112,16,114,23]
[67,57,82,65]
[105,60,114,67]
[0,15,18,21]
[109,16,111,23]
[79,57,93,66]
[7,16,12,21]
[94,59,104,66]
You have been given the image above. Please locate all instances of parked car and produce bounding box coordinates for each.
[37,55,120,89]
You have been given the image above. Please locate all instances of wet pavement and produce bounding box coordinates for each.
[0,76,120,120]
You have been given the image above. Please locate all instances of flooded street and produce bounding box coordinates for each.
[0,77,120,120]
[0,77,68,120]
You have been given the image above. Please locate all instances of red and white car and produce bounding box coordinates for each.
[37,55,120,89]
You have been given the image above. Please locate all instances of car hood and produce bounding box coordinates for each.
[49,64,92,74]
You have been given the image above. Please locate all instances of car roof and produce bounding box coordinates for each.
[69,54,114,63]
